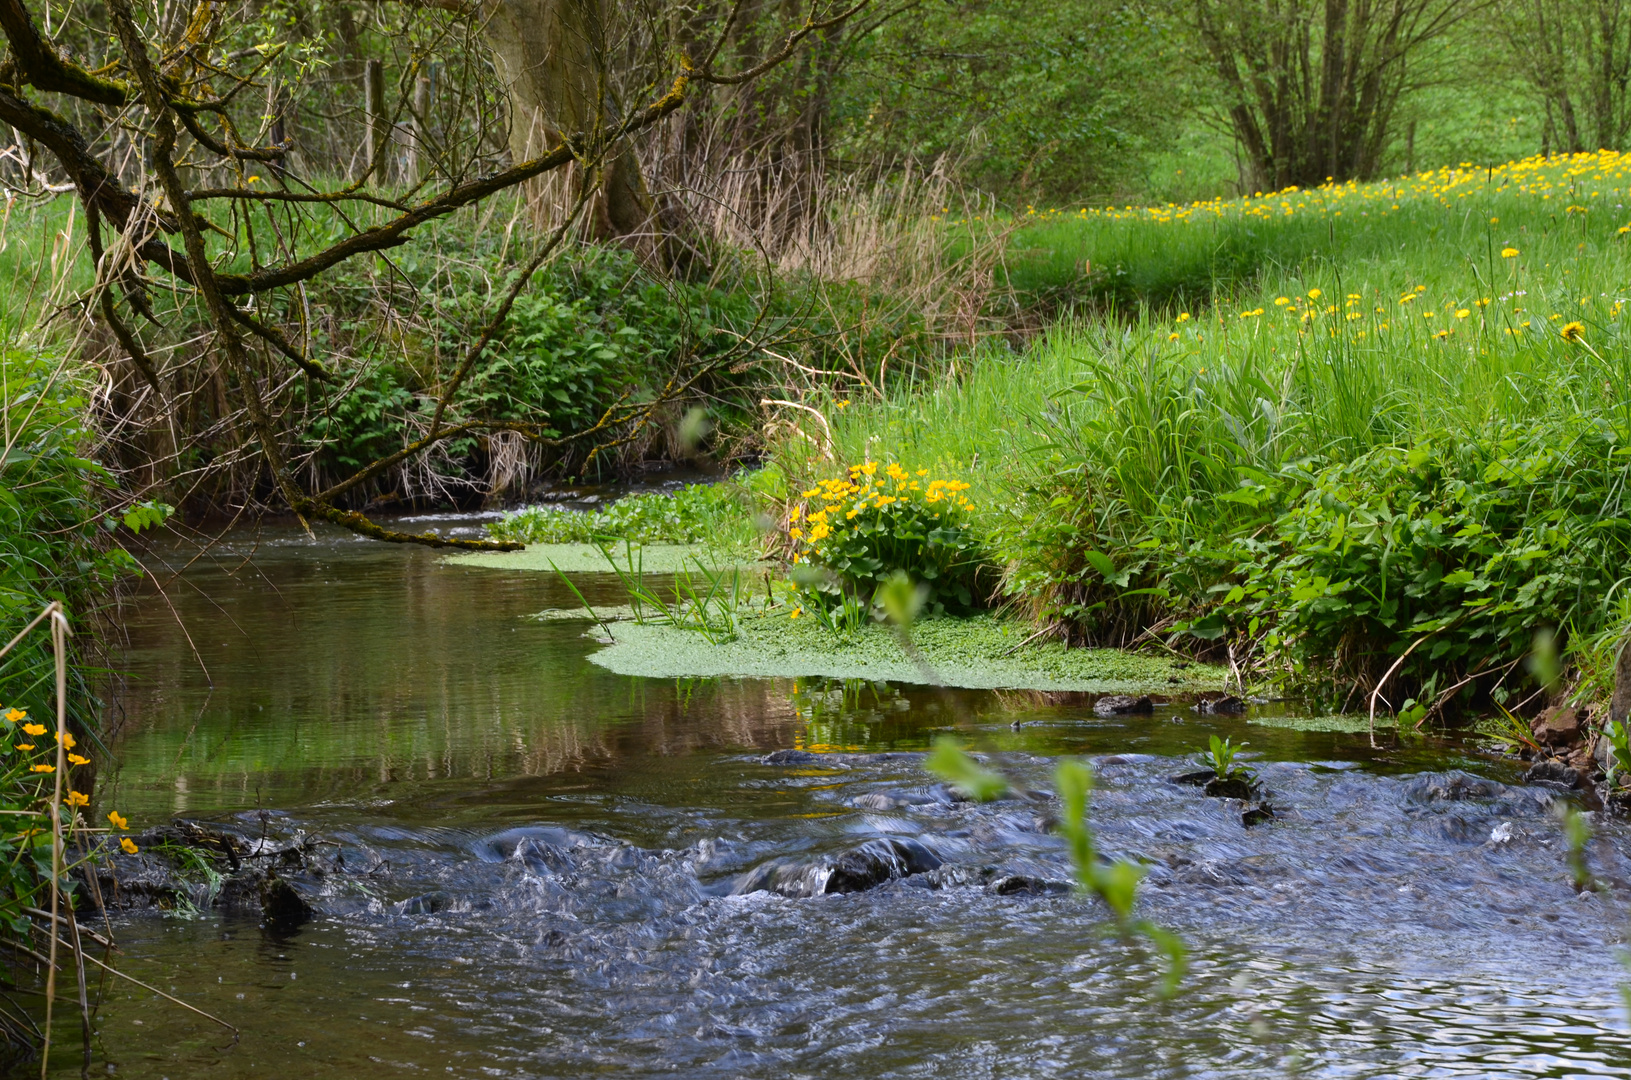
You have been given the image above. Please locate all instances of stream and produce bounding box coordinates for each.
[85,517,1631,1078]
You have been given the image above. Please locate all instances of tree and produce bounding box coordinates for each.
[0,0,867,549]
[1190,0,1473,192]
[1495,0,1631,154]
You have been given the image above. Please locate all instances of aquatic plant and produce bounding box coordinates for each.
[592,542,748,645]
[1197,735,1252,783]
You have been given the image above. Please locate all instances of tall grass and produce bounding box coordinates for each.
[777,151,1631,709]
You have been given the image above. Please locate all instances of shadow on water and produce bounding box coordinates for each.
[80,519,1631,1078]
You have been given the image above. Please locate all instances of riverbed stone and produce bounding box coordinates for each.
[259,874,314,931]
[1520,759,1582,791]
[761,748,823,765]
[1204,775,1256,799]
[1241,805,1276,827]
[1094,694,1154,717]
[1531,706,1586,747]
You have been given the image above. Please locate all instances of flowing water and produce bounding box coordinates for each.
[79,518,1631,1077]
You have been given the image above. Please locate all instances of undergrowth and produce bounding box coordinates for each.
[775,151,1631,714]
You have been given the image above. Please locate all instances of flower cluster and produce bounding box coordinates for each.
[788,461,981,613]
[2,705,136,854]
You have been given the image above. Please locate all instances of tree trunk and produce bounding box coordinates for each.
[481,0,656,240]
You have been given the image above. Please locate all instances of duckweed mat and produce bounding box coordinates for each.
[579,613,1227,693]
[448,543,769,574]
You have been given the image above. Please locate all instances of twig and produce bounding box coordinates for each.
[1368,630,1437,748]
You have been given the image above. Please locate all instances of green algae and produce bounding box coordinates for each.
[447,542,770,574]
[1247,713,1395,734]
[581,611,1227,693]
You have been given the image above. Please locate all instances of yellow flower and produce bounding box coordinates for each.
[1455,310,1470,319]
[57,732,74,749]
[1168,332,1179,340]
[790,607,802,619]
[1561,321,1586,342]
[1433,329,1449,340]
[1274,297,1290,306]
[21,723,43,737]
[1501,247,1519,258]
[64,791,88,807]
[836,400,851,410]
[29,764,53,774]
[3,709,23,723]
[14,745,33,752]
[1307,288,1322,300]
[120,838,139,855]
[67,753,88,766]
[107,811,128,830]
[1175,312,1190,322]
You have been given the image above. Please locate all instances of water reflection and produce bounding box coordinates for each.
[81,521,1631,1079]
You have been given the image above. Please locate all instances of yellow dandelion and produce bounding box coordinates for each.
[1455,310,1470,319]
[1501,247,1519,258]
[1561,321,1586,342]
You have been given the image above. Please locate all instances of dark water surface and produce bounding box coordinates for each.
[85,520,1631,1078]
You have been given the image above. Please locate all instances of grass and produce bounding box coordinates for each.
[773,151,1631,712]
[487,479,764,552]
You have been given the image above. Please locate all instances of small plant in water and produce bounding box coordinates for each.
[1199,735,1253,782]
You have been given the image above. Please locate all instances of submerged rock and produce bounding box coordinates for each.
[260,875,314,932]
[1169,769,1217,787]
[761,749,824,766]
[1094,694,1154,717]
[1241,805,1276,827]
[1204,776,1257,800]
[394,891,453,916]
[1521,759,1583,792]
[1193,695,1248,715]
[988,874,1072,896]
[1402,771,1507,803]
[729,838,942,898]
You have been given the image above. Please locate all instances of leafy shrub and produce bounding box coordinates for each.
[0,348,145,937]
[789,461,983,613]
[488,479,758,550]
[1206,419,1631,701]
